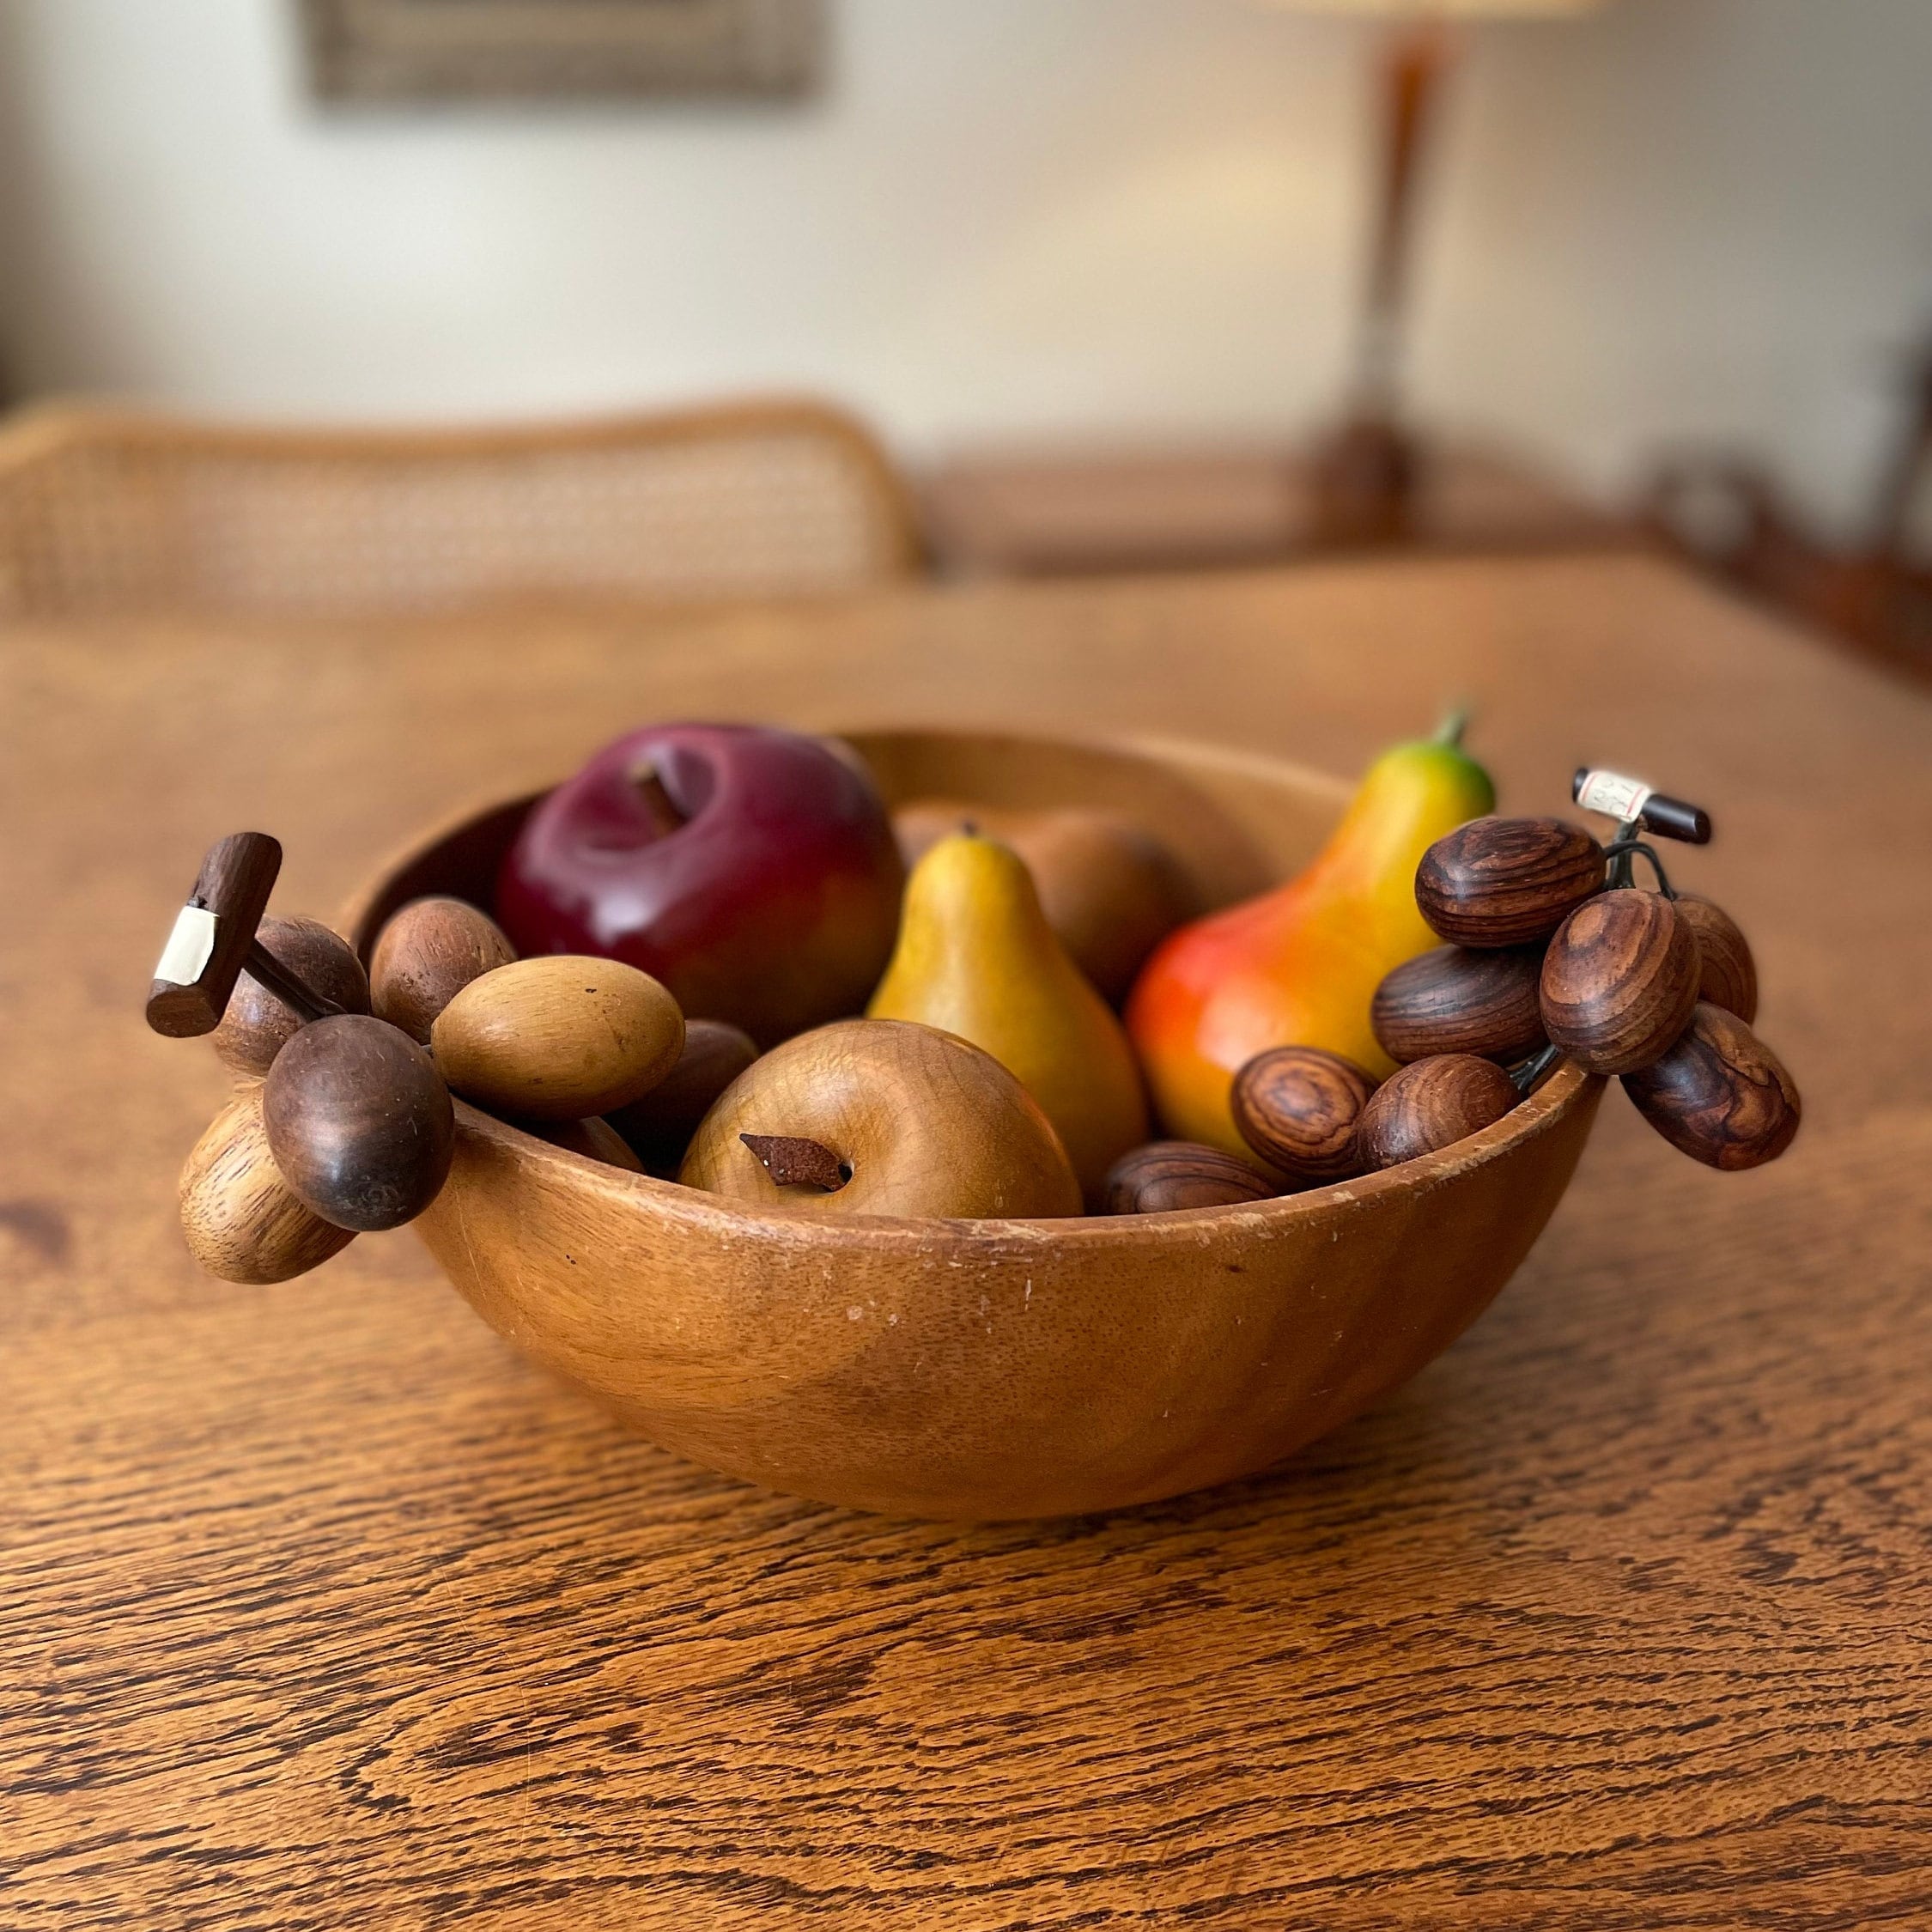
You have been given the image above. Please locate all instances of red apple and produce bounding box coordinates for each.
[495,724,904,1047]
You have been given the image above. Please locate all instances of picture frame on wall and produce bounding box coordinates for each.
[298,0,824,105]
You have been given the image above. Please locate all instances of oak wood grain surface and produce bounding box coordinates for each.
[3,555,1929,1928]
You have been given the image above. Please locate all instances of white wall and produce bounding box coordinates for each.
[0,0,1927,532]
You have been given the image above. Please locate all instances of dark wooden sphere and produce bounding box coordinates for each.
[263,1013,454,1232]
[1622,1002,1800,1170]
[1674,894,1759,1024]
[210,916,371,1075]
[370,896,516,1044]
[607,1018,759,1174]
[1370,945,1546,1066]
[1354,1054,1519,1170]
[1416,817,1604,948]
[1230,1045,1376,1182]
[1540,889,1698,1075]
[1103,1142,1278,1214]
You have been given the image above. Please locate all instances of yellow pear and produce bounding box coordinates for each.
[867,833,1149,1202]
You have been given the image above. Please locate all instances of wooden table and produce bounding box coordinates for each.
[5,555,1929,1928]
[921,441,1622,577]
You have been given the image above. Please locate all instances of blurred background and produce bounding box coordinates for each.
[1,0,1929,660]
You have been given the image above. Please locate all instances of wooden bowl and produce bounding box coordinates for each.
[346,729,1603,1521]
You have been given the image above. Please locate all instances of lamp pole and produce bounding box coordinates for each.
[1309,18,1455,547]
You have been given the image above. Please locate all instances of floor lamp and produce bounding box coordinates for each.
[1260,0,1601,546]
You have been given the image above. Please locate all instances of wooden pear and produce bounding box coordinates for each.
[867,833,1149,1203]
[892,799,1193,1002]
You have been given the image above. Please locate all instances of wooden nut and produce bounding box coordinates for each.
[179,1085,355,1283]
[1622,1002,1800,1170]
[1674,894,1759,1024]
[605,1018,759,1172]
[519,1115,644,1171]
[370,896,516,1044]
[1370,945,1546,1066]
[1416,817,1605,948]
[1540,890,1699,1076]
[1230,1046,1376,1182]
[263,1013,455,1232]
[1354,1054,1518,1170]
[1103,1142,1278,1214]
[431,956,685,1121]
[210,915,371,1076]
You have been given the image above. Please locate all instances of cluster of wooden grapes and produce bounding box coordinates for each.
[1224,781,1800,1191]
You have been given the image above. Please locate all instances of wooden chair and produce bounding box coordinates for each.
[0,398,924,620]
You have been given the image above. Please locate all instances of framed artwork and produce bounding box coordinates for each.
[298,0,823,104]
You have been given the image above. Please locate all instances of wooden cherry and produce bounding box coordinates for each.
[179,1086,357,1284]
[369,895,516,1044]
[1371,945,1546,1066]
[211,914,371,1075]
[1415,817,1605,949]
[1354,1054,1519,1170]
[1673,894,1759,1024]
[263,1014,455,1232]
[1230,1045,1376,1182]
[1622,1002,1800,1170]
[1103,1143,1278,1214]
[1540,889,1698,1075]
[606,1018,759,1173]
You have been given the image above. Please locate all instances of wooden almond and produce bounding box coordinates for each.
[179,1086,355,1284]
[370,896,516,1044]
[432,956,685,1121]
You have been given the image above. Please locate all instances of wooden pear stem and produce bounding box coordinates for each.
[739,1134,848,1192]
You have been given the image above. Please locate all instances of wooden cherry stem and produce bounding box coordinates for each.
[146,829,350,1037]
[240,938,343,1024]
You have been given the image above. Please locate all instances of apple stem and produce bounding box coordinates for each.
[629,762,686,840]
[740,1133,850,1192]
[1433,705,1471,749]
